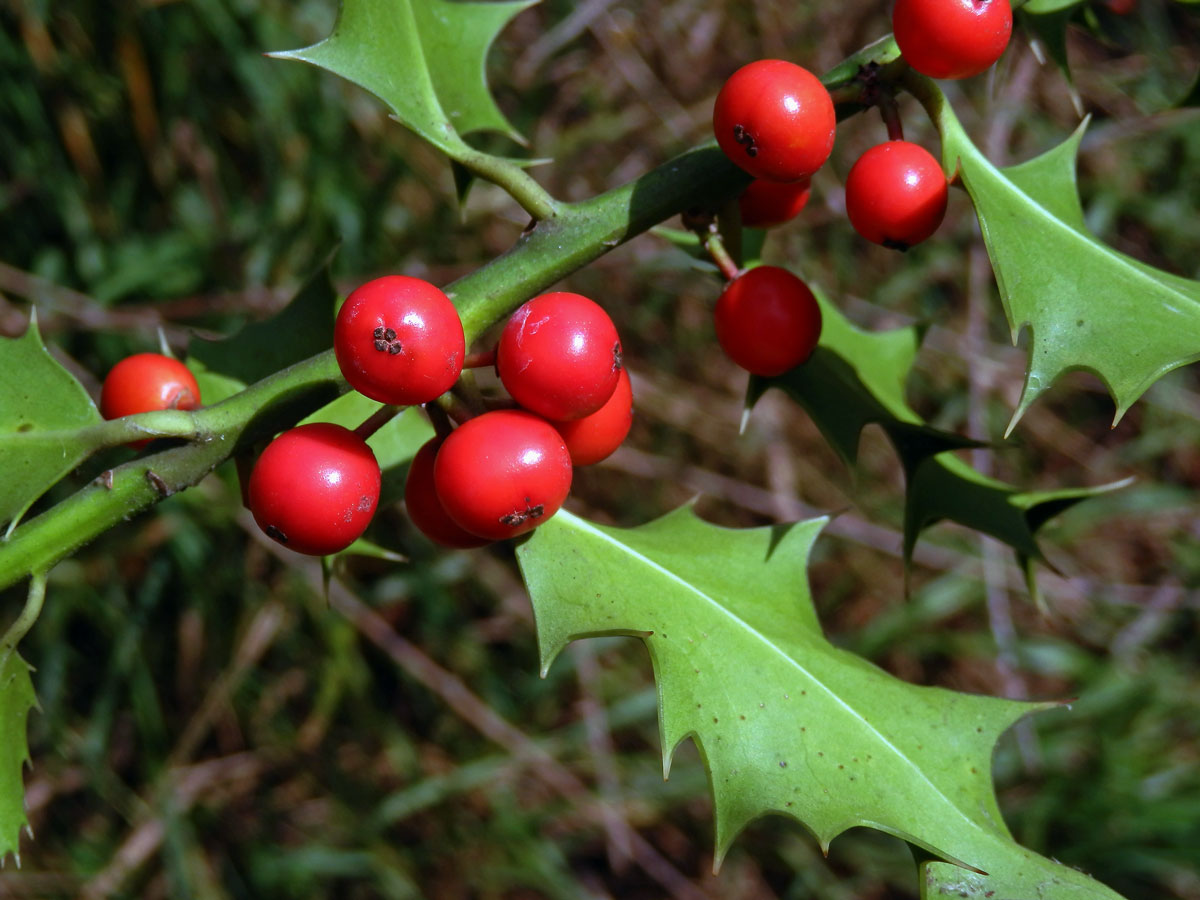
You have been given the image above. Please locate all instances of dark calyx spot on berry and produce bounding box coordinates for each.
[265,524,288,544]
[373,326,403,355]
[733,124,758,158]
[612,342,623,372]
[882,238,911,253]
[499,497,546,528]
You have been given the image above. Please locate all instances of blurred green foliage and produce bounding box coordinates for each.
[1,0,1198,897]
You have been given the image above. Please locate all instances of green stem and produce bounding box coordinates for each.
[459,150,561,221]
[49,410,206,451]
[0,147,746,593]
[453,144,749,342]
[703,229,742,282]
[822,34,903,93]
[1,571,46,653]
[899,68,949,127]
[896,70,958,176]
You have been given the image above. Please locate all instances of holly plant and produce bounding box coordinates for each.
[1,0,1198,896]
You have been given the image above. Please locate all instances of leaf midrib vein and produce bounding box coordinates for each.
[565,513,981,834]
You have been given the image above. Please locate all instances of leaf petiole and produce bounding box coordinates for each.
[0,572,46,657]
[457,149,562,221]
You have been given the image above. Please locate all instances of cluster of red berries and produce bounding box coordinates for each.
[706,0,1011,376]
[252,278,631,555]
[708,60,831,376]
[98,279,632,557]
[714,55,951,253]
[97,1,1011,554]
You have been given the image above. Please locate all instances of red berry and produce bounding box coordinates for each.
[334,275,465,406]
[404,437,491,549]
[554,367,633,467]
[101,353,201,420]
[844,140,948,251]
[713,59,836,183]
[496,292,622,421]
[739,176,812,228]
[893,0,1012,80]
[101,352,202,448]
[433,410,573,541]
[714,266,822,377]
[248,423,381,556]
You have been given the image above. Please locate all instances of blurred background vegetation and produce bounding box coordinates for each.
[1,0,1199,897]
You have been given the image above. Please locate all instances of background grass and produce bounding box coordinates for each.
[1,0,1199,897]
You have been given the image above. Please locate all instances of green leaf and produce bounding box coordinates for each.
[518,507,1125,899]
[189,253,338,386]
[272,0,533,158]
[0,314,104,533]
[187,357,248,409]
[0,648,36,864]
[753,297,978,469]
[906,455,1132,602]
[937,107,1200,426]
[752,292,1120,582]
[411,0,533,142]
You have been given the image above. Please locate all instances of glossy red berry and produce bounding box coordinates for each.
[248,423,381,556]
[844,140,948,251]
[714,266,822,377]
[554,367,633,467]
[334,275,465,406]
[893,0,1012,80]
[404,437,491,549]
[101,352,201,420]
[739,176,812,228]
[496,292,622,421]
[713,59,836,183]
[101,352,202,448]
[433,410,573,541]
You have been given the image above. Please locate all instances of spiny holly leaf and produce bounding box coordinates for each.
[0,313,103,534]
[750,295,978,469]
[906,454,1132,601]
[411,0,533,142]
[189,253,337,387]
[517,507,1126,899]
[272,0,532,159]
[0,647,36,864]
[749,291,1121,587]
[936,104,1200,428]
